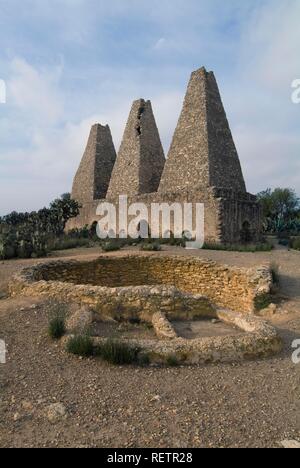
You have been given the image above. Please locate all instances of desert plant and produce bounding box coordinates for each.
[102,240,121,252]
[95,339,140,365]
[138,353,151,366]
[49,236,91,251]
[48,316,66,340]
[257,188,300,234]
[66,334,94,357]
[254,294,272,311]
[278,239,289,247]
[0,194,80,260]
[140,242,162,252]
[166,354,179,367]
[202,243,273,253]
[0,238,16,259]
[290,237,300,251]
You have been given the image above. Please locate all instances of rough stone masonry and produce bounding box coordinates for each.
[67,67,262,244]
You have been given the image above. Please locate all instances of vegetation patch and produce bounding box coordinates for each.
[49,236,92,251]
[49,317,66,340]
[254,294,272,311]
[66,334,94,357]
[48,303,67,340]
[95,339,140,365]
[137,353,151,367]
[0,194,80,260]
[289,237,300,251]
[166,354,180,367]
[257,188,300,235]
[202,243,273,253]
[140,242,162,252]
[102,240,122,252]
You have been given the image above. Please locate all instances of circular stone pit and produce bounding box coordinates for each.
[9,254,283,365]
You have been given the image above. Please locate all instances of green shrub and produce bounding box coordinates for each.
[16,239,34,259]
[0,239,16,260]
[128,317,141,325]
[278,231,291,240]
[278,239,289,247]
[95,340,139,365]
[160,236,186,247]
[254,294,272,311]
[48,316,66,340]
[140,242,162,252]
[138,353,151,366]
[202,243,273,253]
[166,354,179,367]
[66,334,94,357]
[102,241,121,252]
[49,236,91,251]
[0,193,79,260]
[290,237,300,251]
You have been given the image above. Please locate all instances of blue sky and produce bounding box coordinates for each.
[0,0,299,214]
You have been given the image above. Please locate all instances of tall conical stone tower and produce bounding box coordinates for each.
[72,124,117,204]
[159,67,246,193]
[107,99,165,198]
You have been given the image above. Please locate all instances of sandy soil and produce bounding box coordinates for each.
[0,245,299,448]
[172,320,243,339]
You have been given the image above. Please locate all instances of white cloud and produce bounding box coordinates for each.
[153,38,167,50]
[238,0,300,87]
[224,0,300,194]
[1,0,300,215]
[235,126,300,193]
[8,58,64,124]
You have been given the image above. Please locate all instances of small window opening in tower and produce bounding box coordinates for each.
[136,104,145,136]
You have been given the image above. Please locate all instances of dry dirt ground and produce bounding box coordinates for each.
[0,245,299,448]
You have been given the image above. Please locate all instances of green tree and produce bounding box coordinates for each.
[0,194,80,259]
[257,188,300,233]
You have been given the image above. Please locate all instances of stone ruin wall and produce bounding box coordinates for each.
[66,188,221,242]
[67,187,262,244]
[9,255,273,316]
[9,255,282,364]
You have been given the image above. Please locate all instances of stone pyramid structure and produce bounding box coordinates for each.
[68,67,261,244]
[107,99,165,198]
[72,124,117,204]
[159,67,246,194]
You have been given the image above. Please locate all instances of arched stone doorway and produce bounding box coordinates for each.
[240,220,252,243]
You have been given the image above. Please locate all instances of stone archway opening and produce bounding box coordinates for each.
[240,220,253,243]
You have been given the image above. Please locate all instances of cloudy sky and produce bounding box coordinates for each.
[0,0,299,215]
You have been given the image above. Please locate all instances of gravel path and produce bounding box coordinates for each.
[0,246,299,448]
